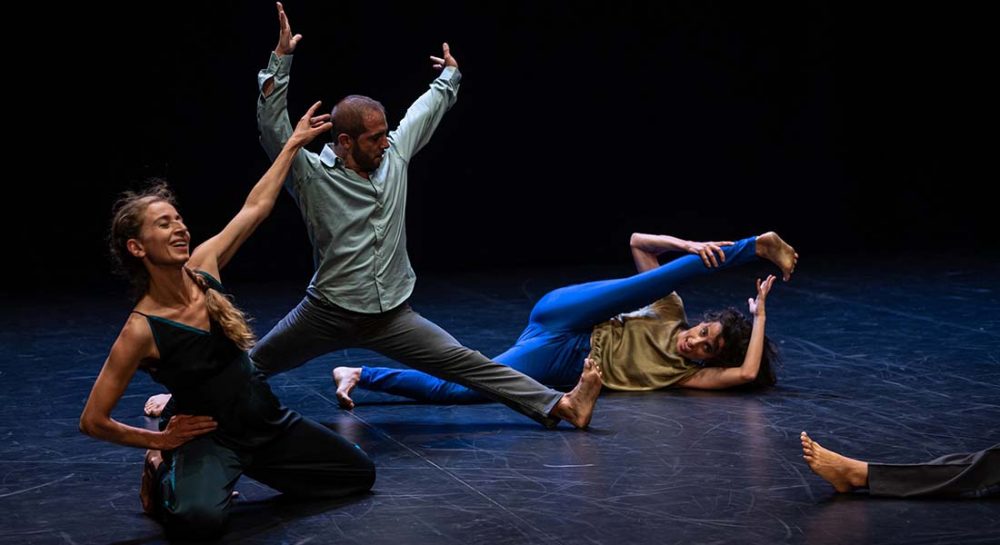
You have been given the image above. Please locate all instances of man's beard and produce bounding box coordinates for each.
[352,147,379,172]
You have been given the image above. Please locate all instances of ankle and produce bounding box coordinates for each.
[754,232,770,255]
[551,396,572,420]
[849,461,869,488]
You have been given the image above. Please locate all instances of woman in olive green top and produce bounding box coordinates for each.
[327,231,797,407]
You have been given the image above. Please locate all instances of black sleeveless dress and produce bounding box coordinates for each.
[135,272,299,450]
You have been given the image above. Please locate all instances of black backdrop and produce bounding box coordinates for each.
[17,1,995,291]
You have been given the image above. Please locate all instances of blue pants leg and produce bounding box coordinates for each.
[530,236,757,332]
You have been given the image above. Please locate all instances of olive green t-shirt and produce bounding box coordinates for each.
[589,292,700,391]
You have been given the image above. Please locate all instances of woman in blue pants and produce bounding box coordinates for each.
[332,232,798,408]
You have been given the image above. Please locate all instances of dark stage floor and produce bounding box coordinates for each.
[2,256,998,544]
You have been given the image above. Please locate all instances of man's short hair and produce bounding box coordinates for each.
[331,95,386,140]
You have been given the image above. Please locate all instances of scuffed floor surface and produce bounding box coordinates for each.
[2,255,998,544]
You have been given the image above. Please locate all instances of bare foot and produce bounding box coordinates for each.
[756,231,798,281]
[550,358,602,429]
[333,367,362,410]
[800,431,869,493]
[144,393,171,417]
[140,449,163,515]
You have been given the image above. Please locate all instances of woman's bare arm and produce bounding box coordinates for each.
[679,275,775,390]
[79,314,217,449]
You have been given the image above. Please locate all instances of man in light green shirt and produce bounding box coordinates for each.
[250,2,601,429]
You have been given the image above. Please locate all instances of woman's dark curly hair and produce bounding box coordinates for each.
[700,307,779,388]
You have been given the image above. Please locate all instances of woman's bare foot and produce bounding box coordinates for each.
[800,431,869,493]
[140,449,163,515]
[756,231,798,281]
[144,394,172,418]
[550,358,602,429]
[333,367,362,410]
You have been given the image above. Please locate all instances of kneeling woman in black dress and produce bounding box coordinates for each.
[79,102,375,540]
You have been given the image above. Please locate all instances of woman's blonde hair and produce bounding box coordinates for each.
[185,267,256,350]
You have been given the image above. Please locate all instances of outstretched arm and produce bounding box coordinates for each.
[79,315,218,449]
[189,102,332,277]
[678,275,775,390]
[390,42,462,162]
[630,233,735,272]
[257,2,307,163]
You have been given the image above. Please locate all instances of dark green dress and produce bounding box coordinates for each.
[136,273,299,448]
[132,271,374,540]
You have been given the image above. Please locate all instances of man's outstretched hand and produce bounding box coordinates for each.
[429,42,458,71]
[275,2,302,57]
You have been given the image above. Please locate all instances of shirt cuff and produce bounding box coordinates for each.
[439,66,461,86]
[258,52,294,92]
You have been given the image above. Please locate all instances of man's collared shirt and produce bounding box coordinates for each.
[257,52,461,313]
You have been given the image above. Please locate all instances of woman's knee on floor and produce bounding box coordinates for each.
[281,444,377,499]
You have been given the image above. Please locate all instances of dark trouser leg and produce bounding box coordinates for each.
[359,330,589,403]
[359,304,563,427]
[868,444,1000,498]
[245,417,376,498]
[157,436,244,540]
[250,295,355,376]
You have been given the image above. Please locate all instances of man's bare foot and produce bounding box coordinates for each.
[550,358,602,429]
[333,367,362,410]
[756,231,798,281]
[144,394,172,418]
[800,431,869,493]
[140,449,163,515]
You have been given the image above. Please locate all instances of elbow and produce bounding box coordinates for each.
[79,414,96,437]
[261,76,276,99]
[630,232,643,248]
[738,370,759,383]
[79,411,108,439]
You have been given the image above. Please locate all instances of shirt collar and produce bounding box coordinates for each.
[320,144,342,168]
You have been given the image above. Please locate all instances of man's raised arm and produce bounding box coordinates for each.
[390,42,462,162]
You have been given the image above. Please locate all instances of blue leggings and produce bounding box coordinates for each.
[360,237,759,402]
